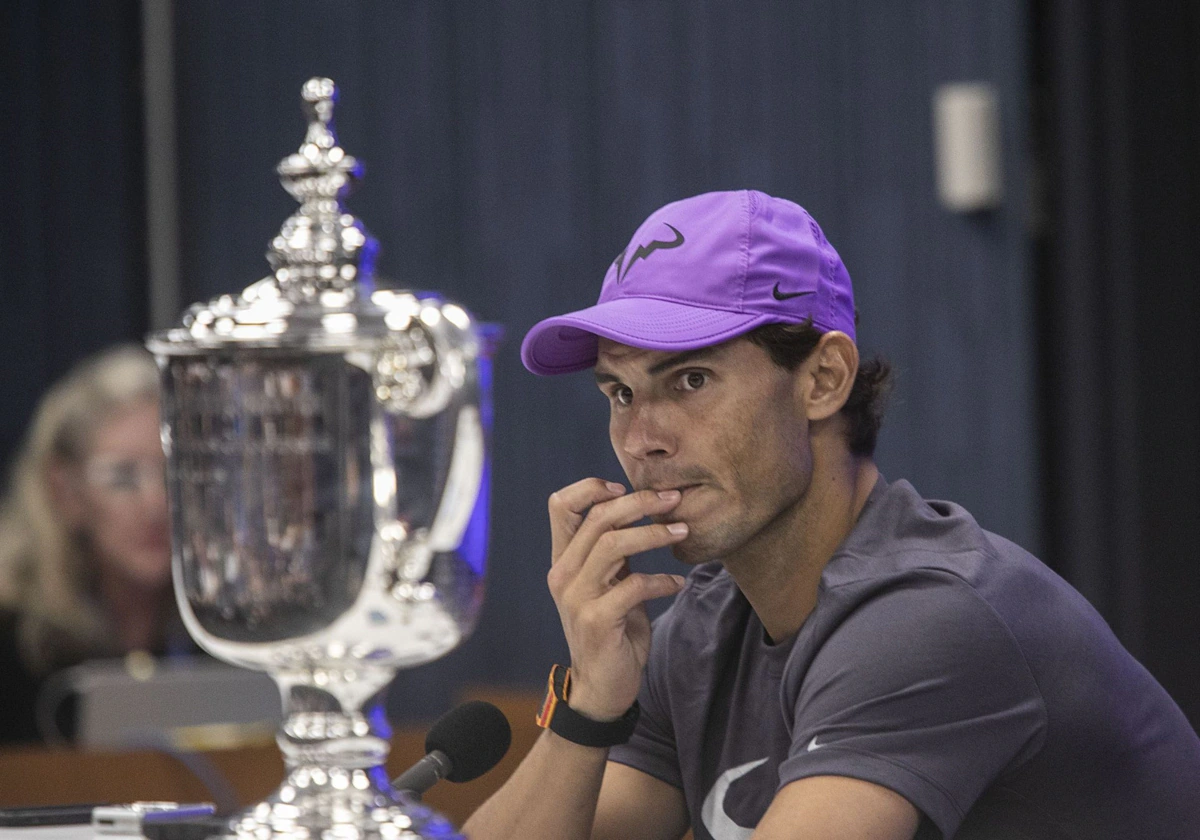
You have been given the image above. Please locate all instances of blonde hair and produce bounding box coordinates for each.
[0,345,162,676]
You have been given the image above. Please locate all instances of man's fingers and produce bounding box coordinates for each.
[573,523,689,593]
[555,488,683,574]
[591,572,688,622]
[568,572,686,657]
[549,520,687,599]
[548,477,626,561]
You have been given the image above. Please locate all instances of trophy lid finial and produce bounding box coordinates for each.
[268,77,378,301]
[151,77,490,356]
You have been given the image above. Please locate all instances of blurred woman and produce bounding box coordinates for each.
[0,345,186,744]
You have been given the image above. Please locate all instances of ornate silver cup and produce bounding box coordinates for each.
[147,78,492,840]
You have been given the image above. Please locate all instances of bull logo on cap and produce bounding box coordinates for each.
[612,222,685,283]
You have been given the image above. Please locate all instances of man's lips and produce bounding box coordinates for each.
[646,484,704,523]
[638,472,708,492]
[644,483,701,495]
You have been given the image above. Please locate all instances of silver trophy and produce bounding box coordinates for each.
[148,78,492,840]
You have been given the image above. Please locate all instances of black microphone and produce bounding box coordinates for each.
[392,700,512,797]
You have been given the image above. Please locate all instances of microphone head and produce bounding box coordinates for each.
[425,700,512,783]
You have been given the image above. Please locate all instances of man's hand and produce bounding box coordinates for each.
[546,478,689,721]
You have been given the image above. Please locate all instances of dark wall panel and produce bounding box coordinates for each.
[0,1,147,472]
[1039,0,1200,726]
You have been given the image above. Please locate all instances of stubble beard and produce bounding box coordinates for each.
[670,445,813,570]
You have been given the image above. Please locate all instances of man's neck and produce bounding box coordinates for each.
[723,452,878,643]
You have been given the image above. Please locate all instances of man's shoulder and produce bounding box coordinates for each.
[810,477,1099,666]
[825,478,1046,590]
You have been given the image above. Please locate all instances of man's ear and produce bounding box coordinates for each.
[46,458,87,528]
[803,331,858,421]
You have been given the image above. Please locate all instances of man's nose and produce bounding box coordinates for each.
[620,402,676,460]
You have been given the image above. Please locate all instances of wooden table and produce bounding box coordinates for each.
[0,689,542,829]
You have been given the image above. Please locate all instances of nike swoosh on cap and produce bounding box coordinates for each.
[772,283,815,301]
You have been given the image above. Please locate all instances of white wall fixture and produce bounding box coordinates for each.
[933,82,1004,212]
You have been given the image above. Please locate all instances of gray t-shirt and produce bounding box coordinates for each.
[609,477,1200,839]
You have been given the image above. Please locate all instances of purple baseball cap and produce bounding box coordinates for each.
[520,189,856,376]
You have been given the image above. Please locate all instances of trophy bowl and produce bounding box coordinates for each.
[148,78,492,840]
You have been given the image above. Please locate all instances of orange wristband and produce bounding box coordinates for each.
[535,664,640,748]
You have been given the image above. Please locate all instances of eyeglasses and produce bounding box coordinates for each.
[83,457,166,496]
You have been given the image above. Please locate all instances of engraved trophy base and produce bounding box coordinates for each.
[222,765,458,840]
[209,678,464,840]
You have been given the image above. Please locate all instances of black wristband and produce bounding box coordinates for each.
[535,665,640,748]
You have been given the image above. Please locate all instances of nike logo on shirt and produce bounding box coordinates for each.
[700,758,767,840]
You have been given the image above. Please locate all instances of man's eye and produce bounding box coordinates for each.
[615,387,633,406]
[680,371,708,391]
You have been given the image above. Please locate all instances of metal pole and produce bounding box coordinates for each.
[142,0,181,330]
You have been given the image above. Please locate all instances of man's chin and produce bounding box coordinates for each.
[667,536,719,566]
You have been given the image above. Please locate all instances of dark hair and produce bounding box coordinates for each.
[744,319,893,457]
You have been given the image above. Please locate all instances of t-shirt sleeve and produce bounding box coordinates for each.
[778,573,1047,838]
[607,609,683,789]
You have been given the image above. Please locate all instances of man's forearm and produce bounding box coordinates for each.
[462,729,608,840]
[464,479,686,840]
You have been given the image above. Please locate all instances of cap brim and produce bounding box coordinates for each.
[521,297,773,375]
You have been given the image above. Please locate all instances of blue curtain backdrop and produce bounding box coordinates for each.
[164,0,1037,718]
[7,0,1198,730]
[0,0,148,456]
[7,0,1044,722]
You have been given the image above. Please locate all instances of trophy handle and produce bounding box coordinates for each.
[353,297,493,573]
[367,297,464,420]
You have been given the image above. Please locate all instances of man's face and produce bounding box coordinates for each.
[595,336,814,564]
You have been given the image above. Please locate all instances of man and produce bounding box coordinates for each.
[464,190,1200,839]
